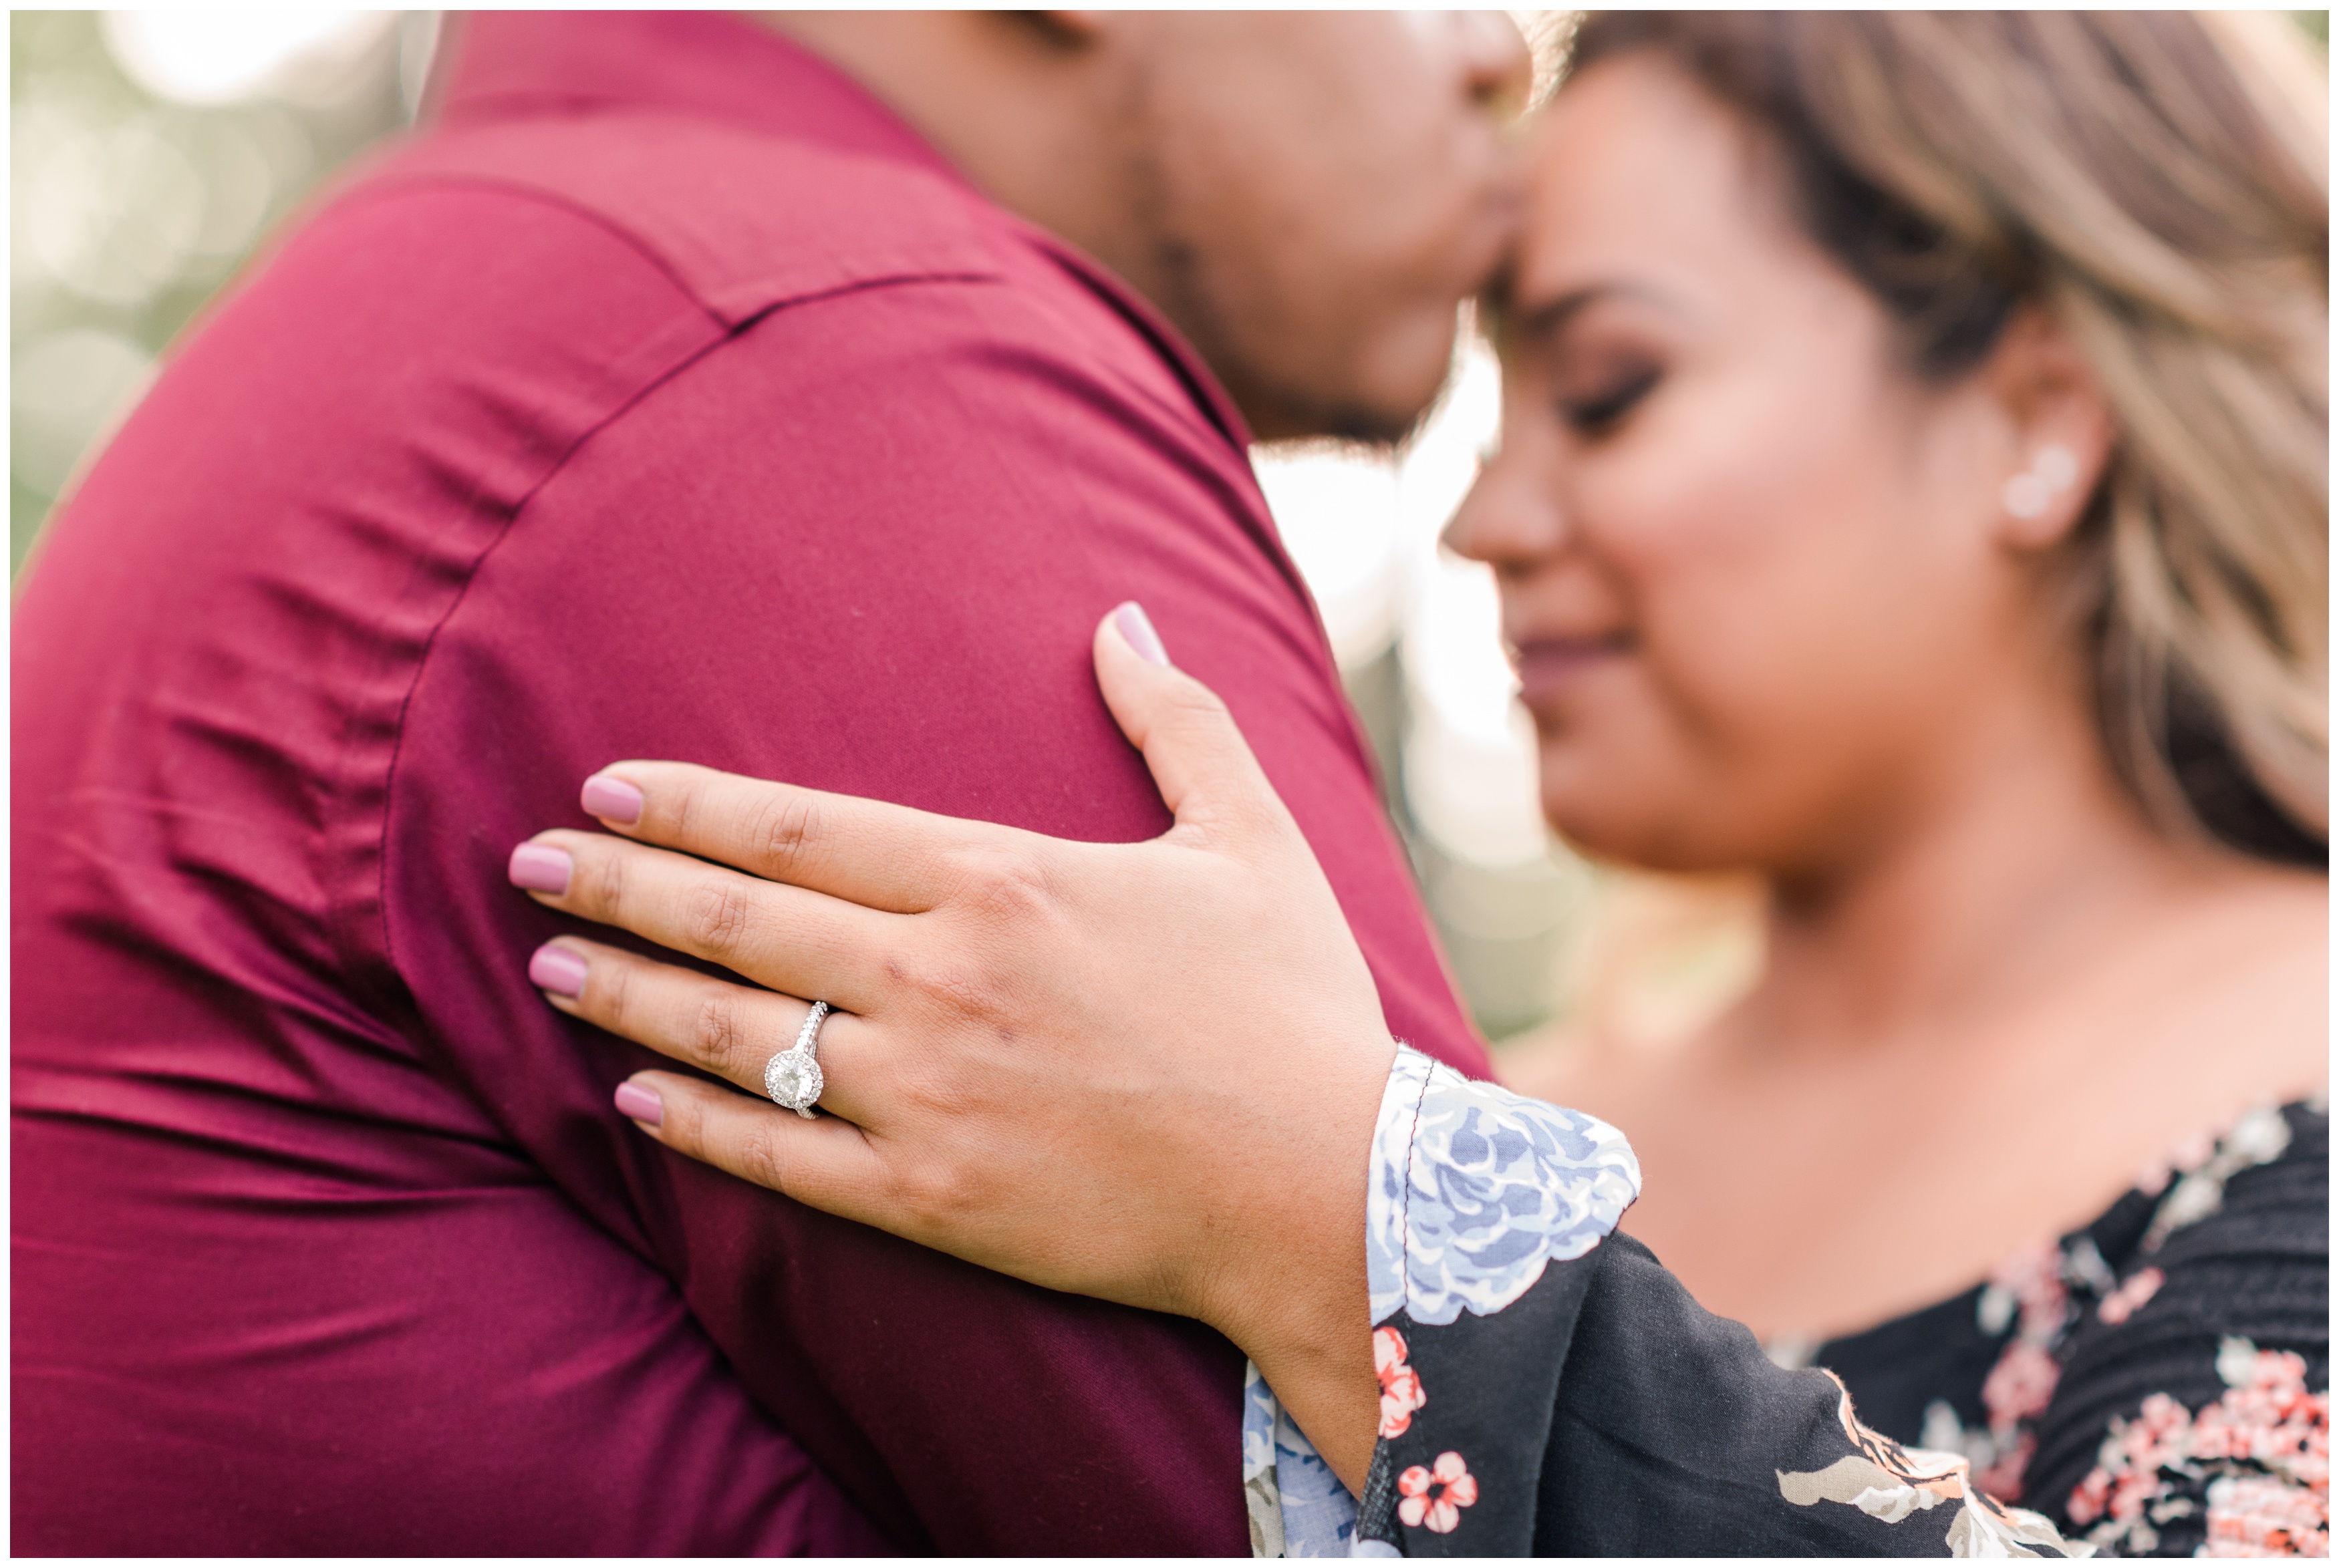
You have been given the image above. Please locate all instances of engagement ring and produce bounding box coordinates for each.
[763,1001,829,1118]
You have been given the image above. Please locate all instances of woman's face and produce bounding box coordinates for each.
[1448,54,2045,880]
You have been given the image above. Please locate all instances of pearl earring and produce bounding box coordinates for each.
[2002,444,2078,521]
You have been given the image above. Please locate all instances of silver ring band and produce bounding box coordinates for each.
[763,1001,830,1118]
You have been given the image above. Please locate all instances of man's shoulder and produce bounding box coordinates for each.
[354,113,1010,328]
[266,112,1230,462]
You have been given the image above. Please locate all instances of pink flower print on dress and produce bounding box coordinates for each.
[1397,1451,1478,1534]
[1981,1239,2070,1340]
[1375,1326,1427,1440]
[2207,1474,2328,1556]
[1974,1431,2036,1503]
[1983,1340,2061,1429]
[2096,1267,2163,1326]
[2066,1340,2329,1555]
[2133,1128,2216,1199]
[1965,1237,2077,1502]
[2066,1466,2112,1527]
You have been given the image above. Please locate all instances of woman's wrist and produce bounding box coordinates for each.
[1187,1030,1397,1494]
[1230,1285,1379,1495]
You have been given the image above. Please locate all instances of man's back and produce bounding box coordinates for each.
[11,14,1488,1551]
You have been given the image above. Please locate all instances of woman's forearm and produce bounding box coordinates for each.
[1192,1086,1385,1494]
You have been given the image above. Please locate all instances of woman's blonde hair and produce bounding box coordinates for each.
[1566,12,2329,864]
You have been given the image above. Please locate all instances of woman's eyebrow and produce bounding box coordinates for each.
[1504,280,1677,350]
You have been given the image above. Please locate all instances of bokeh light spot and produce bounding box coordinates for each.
[100,10,392,108]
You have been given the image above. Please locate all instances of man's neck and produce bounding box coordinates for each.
[754,15,1162,324]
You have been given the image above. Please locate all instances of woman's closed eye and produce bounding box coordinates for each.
[1556,363,1661,438]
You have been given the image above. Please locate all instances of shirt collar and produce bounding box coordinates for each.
[426,11,1255,450]
[430,11,964,184]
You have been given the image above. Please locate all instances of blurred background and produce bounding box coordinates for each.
[14,11,2318,1062]
[11,11,436,569]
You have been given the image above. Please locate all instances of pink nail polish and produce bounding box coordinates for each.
[580,774,644,825]
[508,843,572,895]
[614,1081,663,1126]
[528,943,587,997]
[1113,601,1170,667]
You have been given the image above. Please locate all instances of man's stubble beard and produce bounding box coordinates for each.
[1113,76,1423,450]
[1147,228,1421,448]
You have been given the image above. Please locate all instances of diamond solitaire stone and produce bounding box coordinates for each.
[764,1047,823,1116]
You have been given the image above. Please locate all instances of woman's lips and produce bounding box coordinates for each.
[1512,636,1632,705]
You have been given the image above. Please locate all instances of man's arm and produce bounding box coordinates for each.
[384,274,1480,1549]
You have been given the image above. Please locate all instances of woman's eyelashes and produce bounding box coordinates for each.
[1555,363,1661,438]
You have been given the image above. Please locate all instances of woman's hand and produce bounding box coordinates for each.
[508,604,1394,1488]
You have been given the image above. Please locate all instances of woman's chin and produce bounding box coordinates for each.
[1538,773,1742,877]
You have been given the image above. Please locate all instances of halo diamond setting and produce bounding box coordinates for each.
[764,1047,823,1116]
[763,1001,831,1119]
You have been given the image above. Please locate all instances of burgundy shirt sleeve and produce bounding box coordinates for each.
[384,255,1485,1555]
[11,189,887,1557]
[11,80,1486,1555]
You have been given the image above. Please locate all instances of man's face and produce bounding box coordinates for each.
[1111,12,1531,444]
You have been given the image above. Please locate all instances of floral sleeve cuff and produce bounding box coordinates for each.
[1366,1044,1641,1329]
[1245,1045,1641,1558]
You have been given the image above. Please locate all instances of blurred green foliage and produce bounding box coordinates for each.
[10,11,425,578]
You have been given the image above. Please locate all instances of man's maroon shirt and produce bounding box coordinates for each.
[11,13,1488,1553]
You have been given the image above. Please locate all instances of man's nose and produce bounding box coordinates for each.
[1458,10,1536,121]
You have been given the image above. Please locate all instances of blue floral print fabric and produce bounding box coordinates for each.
[1242,1362,1357,1558]
[1365,1045,1641,1328]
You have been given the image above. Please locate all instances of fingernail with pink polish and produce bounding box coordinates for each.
[614,1081,663,1127]
[528,943,587,998]
[1113,601,1170,667]
[581,773,644,826]
[508,843,572,895]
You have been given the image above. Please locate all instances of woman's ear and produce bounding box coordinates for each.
[1983,307,2117,552]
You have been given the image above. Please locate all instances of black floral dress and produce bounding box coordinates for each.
[1244,1054,2327,1558]
[1814,1098,2328,1557]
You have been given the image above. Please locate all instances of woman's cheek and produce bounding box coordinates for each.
[1551,571,1828,865]
[1529,656,1716,865]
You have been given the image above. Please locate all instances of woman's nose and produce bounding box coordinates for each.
[1444,448,1568,567]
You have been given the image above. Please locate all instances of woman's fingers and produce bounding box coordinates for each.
[1095,603,1298,854]
[575,761,991,915]
[620,1069,893,1225]
[511,828,908,1013]
[531,937,878,1124]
